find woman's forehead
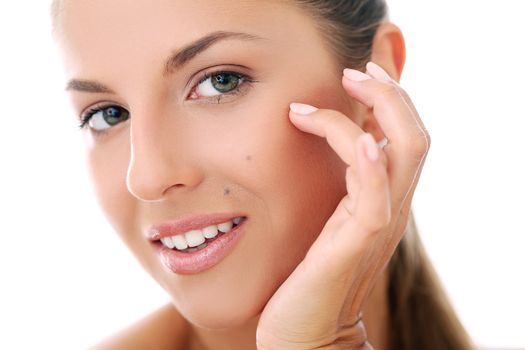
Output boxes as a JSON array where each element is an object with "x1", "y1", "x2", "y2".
[
  {"x1": 55, "y1": 0, "x2": 298, "y2": 35},
  {"x1": 56, "y1": 1, "x2": 310, "y2": 59},
  {"x1": 55, "y1": 0, "x2": 331, "y2": 83}
]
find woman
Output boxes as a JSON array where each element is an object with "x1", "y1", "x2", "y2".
[{"x1": 51, "y1": 0, "x2": 473, "y2": 349}]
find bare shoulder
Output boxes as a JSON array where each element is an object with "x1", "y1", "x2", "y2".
[{"x1": 88, "y1": 303, "x2": 190, "y2": 350}]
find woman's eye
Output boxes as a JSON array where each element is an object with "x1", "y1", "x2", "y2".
[
  {"x1": 80, "y1": 105, "x2": 130, "y2": 131},
  {"x1": 78, "y1": 71, "x2": 251, "y2": 133},
  {"x1": 191, "y1": 71, "x2": 247, "y2": 99}
]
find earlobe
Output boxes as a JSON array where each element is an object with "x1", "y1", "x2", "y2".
[{"x1": 370, "y1": 22, "x2": 406, "y2": 82}]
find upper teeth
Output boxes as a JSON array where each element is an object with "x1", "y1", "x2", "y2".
[{"x1": 160, "y1": 217, "x2": 244, "y2": 250}]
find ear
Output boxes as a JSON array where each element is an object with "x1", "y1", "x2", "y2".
[
  {"x1": 370, "y1": 22, "x2": 406, "y2": 82},
  {"x1": 358, "y1": 22, "x2": 406, "y2": 140}
]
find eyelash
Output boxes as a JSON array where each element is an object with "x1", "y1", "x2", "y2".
[
  {"x1": 78, "y1": 69, "x2": 256, "y2": 132},
  {"x1": 78, "y1": 105, "x2": 106, "y2": 130}
]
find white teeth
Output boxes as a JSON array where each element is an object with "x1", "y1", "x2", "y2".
[
  {"x1": 185, "y1": 229, "x2": 206, "y2": 248},
  {"x1": 217, "y1": 220, "x2": 233, "y2": 233},
  {"x1": 172, "y1": 235, "x2": 188, "y2": 250},
  {"x1": 160, "y1": 237, "x2": 175, "y2": 249},
  {"x1": 202, "y1": 225, "x2": 219, "y2": 239},
  {"x1": 159, "y1": 217, "x2": 246, "y2": 250}
]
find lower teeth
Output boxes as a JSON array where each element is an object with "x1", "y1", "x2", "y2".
[{"x1": 185, "y1": 242, "x2": 208, "y2": 253}]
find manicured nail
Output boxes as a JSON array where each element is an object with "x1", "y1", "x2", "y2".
[
  {"x1": 343, "y1": 68, "x2": 372, "y2": 82},
  {"x1": 363, "y1": 133, "x2": 379, "y2": 161},
  {"x1": 290, "y1": 102, "x2": 318, "y2": 115},
  {"x1": 366, "y1": 61, "x2": 394, "y2": 82}
]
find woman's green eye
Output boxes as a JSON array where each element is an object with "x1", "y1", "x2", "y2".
[
  {"x1": 211, "y1": 73, "x2": 240, "y2": 93},
  {"x1": 195, "y1": 72, "x2": 244, "y2": 97},
  {"x1": 81, "y1": 106, "x2": 130, "y2": 131},
  {"x1": 79, "y1": 72, "x2": 249, "y2": 133}
]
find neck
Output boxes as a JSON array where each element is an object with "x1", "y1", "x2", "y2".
[{"x1": 186, "y1": 270, "x2": 390, "y2": 350}]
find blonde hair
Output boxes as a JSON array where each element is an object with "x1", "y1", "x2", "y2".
[{"x1": 388, "y1": 211, "x2": 474, "y2": 349}]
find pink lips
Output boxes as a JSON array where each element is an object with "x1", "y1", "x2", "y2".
[
  {"x1": 146, "y1": 212, "x2": 246, "y2": 240},
  {"x1": 146, "y1": 213, "x2": 248, "y2": 275}
]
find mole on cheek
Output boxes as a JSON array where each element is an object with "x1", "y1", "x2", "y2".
[
  {"x1": 224, "y1": 187, "x2": 231, "y2": 196},
  {"x1": 245, "y1": 155, "x2": 252, "y2": 161}
]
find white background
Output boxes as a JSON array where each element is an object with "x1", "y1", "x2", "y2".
[{"x1": 0, "y1": 1, "x2": 523, "y2": 349}]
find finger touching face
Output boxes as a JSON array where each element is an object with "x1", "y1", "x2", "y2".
[{"x1": 56, "y1": 0, "x2": 356, "y2": 328}]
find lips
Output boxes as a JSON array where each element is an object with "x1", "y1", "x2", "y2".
[{"x1": 146, "y1": 213, "x2": 249, "y2": 274}]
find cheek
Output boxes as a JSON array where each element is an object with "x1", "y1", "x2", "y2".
[
  {"x1": 220, "y1": 83, "x2": 349, "y2": 287},
  {"x1": 86, "y1": 137, "x2": 138, "y2": 248},
  {"x1": 247, "y1": 82, "x2": 349, "y2": 239}
]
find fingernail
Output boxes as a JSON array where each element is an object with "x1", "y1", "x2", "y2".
[
  {"x1": 366, "y1": 62, "x2": 394, "y2": 82},
  {"x1": 343, "y1": 68, "x2": 372, "y2": 82},
  {"x1": 363, "y1": 133, "x2": 379, "y2": 161},
  {"x1": 290, "y1": 102, "x2": 318, "y2": 115}
]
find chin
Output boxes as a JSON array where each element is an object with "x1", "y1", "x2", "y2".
[{"x1": 176, "y1": 294, "x2": 265, "y2": 330}]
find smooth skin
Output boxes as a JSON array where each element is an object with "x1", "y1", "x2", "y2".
[
  {"x1": 54, "y1": 0, "x2": 430, "y2": 349},
  {"x1": 256, "y1": 63, "x2": 430, "y2": 349}
]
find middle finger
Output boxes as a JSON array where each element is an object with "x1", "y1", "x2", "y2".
[{"x1": 342, "y1": 66, "x2": 431, "y2": 211}]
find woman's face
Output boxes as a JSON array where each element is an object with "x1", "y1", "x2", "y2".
[{"x1": 57, "y1": 0, "x2": 359, "y2": 328}]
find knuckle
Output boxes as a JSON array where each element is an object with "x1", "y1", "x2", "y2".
[
  {"x1": 377, "y1": 213, "x2": 392, "y2": 232},
  {"x1": 400, "y1": 129, "x2": 431, "y2": 160},
  {"x1": 322, "y1": 109, "x2": 347, "y2": 124},
  {"x1": 415, "y1": 130, "x2": 431, "y2": 157},
  {"x1": 360, "y1": 208, "x2": 391, "y2": 234},
  {"x1": 374, "y1": 84, "x2": 399, "y2": 104},
  {"x1": 361, "y1": 217, "x2": 387, "y2": 235},
  {"x1": 424, "y1": 130, "x2": 432, "y2": 150},
  {"x1": 369, "y1": 172, "x2": 387, "y2": 190}
]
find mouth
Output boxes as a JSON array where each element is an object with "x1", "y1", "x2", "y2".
[
  {"x1": 154, "y1": 216, "x2": 247, "y2": 253},
  {"x1": 150, "y1": 215, "x2": 249, "y2": 275}
]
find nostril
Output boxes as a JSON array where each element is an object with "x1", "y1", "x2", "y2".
[
  {"x1": 167, "y1": 183, "x2": 187, "y2": 192},
  {"x1": 158, "y1": 183, "x2": 191, "y2": 199}
]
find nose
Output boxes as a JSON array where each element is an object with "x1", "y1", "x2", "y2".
[{"x1": 125, "y1": 109, "x2": 204, "y2": 202}]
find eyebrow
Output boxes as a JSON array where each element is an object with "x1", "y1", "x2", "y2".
[{"x1": 65, "y1": 31, "x2": 264, "y2": 93}]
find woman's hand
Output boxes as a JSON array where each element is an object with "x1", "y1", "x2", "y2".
[{"x1": 255, "y1": 62, "x2": 431, "y2": 349}]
